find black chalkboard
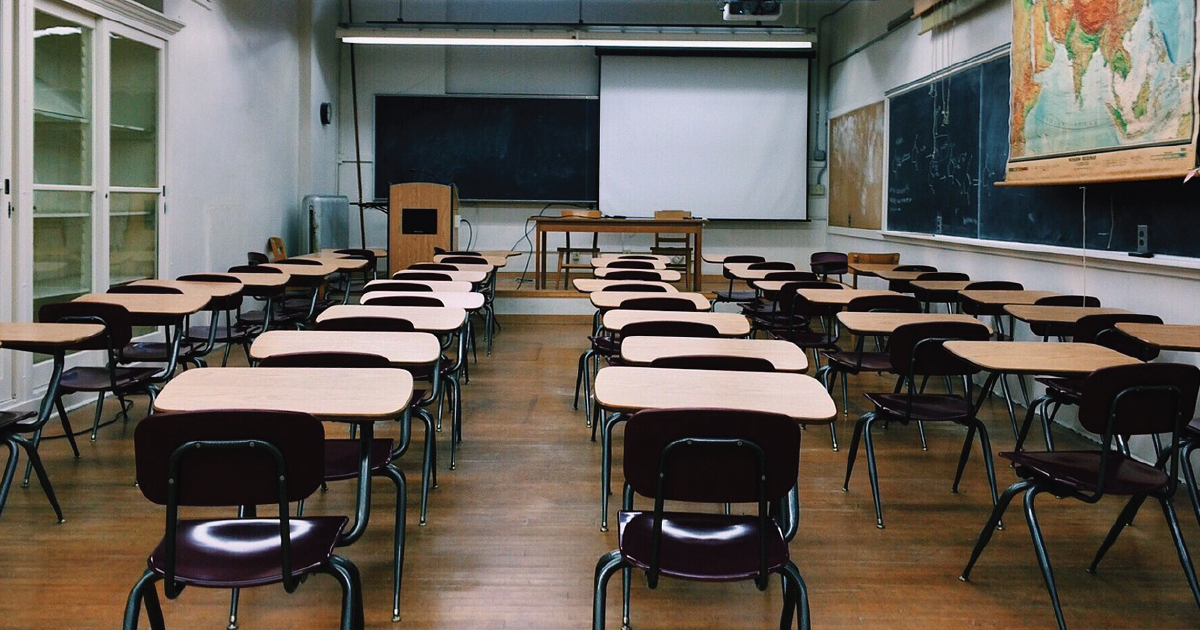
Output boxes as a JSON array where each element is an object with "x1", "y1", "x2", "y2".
[
  {"x1": 888, "y1": 55, "x2": 1200, "y2": 257},
  {"x1": 374, "y1": 95, "x2": 599, "y2": 203}
]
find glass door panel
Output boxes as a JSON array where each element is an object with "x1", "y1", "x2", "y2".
[
  {"x1": 32, "y1": 190, "x2": 92, "y2": 314},
  {"x1": 109, "y1": 33, "x2": 159, "y2": 285},
  {"x1": 109, "y1": 192, "x2": 156, "y2": 284}
]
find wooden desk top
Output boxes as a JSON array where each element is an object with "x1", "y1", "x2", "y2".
[
  {"x1": 361, "y1": 291, "x2": 485, "y2": 310},
  {"x1": 591, "y1": 258, "x2": 667, "y2": 269},
  {"x1": 250, "y1": 330, "x2": 441, "y2": 366},
  {"x1": 594, "y1": 366, "x2": 835, "y2": 424},
  {"x1": 131, "y1": 279, "x2": 242, "y2": 299},
  {"x1": 411, "y1": 263, "x2": 493, "y2": 274},
  {"x1": 0, "y1": 322, "x2": 105, "y2": 352},
  {"x1": 847, "y1": 262, "x2": 901, "y2": 276},
  {"x1": 219, "y1": 272, "x2": 290, "y2": 289},
  {"x1": 1114, "y1": 323, "x2": 1200, "y2": 352},
  {"x1": 319, "y1": 247, "x2": 387, "y2": 258},
  {"x1": 872, "y1": 268, "x2": 937, "y2": 282},
  {"x1": 602, "y1": 310, "x2": 750, "y2": 337},
  {"x1": 909, "y1": 280, "x2": 972, "y2": 292},
  {"x1": 153, "y1": 367, "x2": 413, "y2": 422},
  {"x1": 317, "y1": 304, "x2": 467, "y2": 334},
  {"x1": 392, "y1": 269, "x2": 487, "y2": 284},
  {"x1": 594, "y1": 254, "x2": 672, "y2": 264},
  {"x1": 723, "y1": 262, "x2": 798, "y2": 280},
  {"x1": 365, "y1": 279, "x2": 473, "y2": 293},
  {"x1": 943, "y1": 341, "x2": 1141, "y2": 376},
  {"x1": 837, "y1": 312, "x2": 990, "y2": 336},
  {"x1": 534, "y1": 216, "x2": 705, "y2": 229},
  {"x1": 1005, "y1": 305, "x2": 1132, "y2": 325},
  {"x1": 701, "y1": 253, "x2": 731, "y2": 264},
  {"x1": 958, "y1": 290, "x2": 1058, "y2": 306},
  {"x1": 572, "y1": 279, "x2": 677, "y2": 293},
  {"x1": 761, "y1": 287, "x2": 896, "y2": 306},
  {"x1": 594, "y1": 267, "x2": 682, "y2": 282},
  {"x1": 293, "y1": 253, "x2": 370, "y2": 271},
  {"x1": 619, "y1": 336, "x2": 808, "y2": 372},
  {"x1": 263, "y1": 261, "x2": 338, "y2": 277},
  {"x1": 75, "y1": 292, "x2": 209, "y2": 317},
  {"x1": 589, "y1": 292, "x2": 710, "y2": 310},
  {"x1": 433, "y1": 254, "x2": 509, "y2": 267}
]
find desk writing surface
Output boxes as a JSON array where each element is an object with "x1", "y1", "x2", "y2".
[
  {"x1": 943, "y1": 341, "x2": 1140, "y2": 375},
  {"x1": 909, "y1": 280, "x2": 972, "y2": 292},
  {"x1": 847, "y1": 262, "x2": 901, "y2": 276},
  {"x1": 294, "y1": 253, "x2": 370, "y2": 271},
  {"x1": 251, "y1": 330, "x2": 441, "y2": 366},
  {"x1": 263, "y1": 261, "x2": 338, "y2": 277},
  {"x1": 317, "y1": 304, "x2": 467, "y2": 334},
  {"x1": 392, "y1": 270, "x2": 487, "y2": 284},
  {"x1": 792, "y1": 288, "x2": 898, "y2": 306},
  {"x1": 365, "y1": 279, "x2": 473, "y2": 293},
  {"x1": 602, "y1": 310, "x2": 749, "y2": 337},
  {"x1": 130, "y1": 279, "x2": 242, "y2": 299},
  {"x1": 837, "y1": 312, "x2": 989, "y2": 336},
  {"x1": 411, "y1": 263, "x2": 493, "y2": 274},
  {"x1": 153, "y1": 367, "x2": 412, "y2": 422},
  {"x1": 723, "y1": 262, "x2": 797, "y2": 280},
  {"x1": 593, "y1": 254, "x2": 671, "y2": 264},
  {"x1": 1114, "y1": 323, "x2": 1200, "y2": 352},
  {"x1": 588, "y1": 292, "x2": 710, "y2": 310},
  {"x1": 572, "y1": 279, "x2": 677, "y2": 293},
  {"x1": 593, "y1": 267, "x2": 681, "y2": 282},
  {"x1": 872, "y1": 268, "x2": 938, "y2": 282},
  {"x1": 319, "y1": 247, "x2": 388, "y2": 259},
  {"x1": 0, "y1": 322, "x2": 104, "y2": 352},
  {"x1": 591, "y1": 258, "x2": 667, "y2": 269},
  {"x1": 619, "y1": 336, "x2": 808, "y2": 372},
  {"x1": 434, "y1": 254, "x2": 510, "y2": 267},
  {"x1": 594, "y1": 366, "x2": 835, "y2": 424},
  {"x1": 1004, "y1": 305, "x2": 1132, "y2": 325},
  {"x1": 360, "y1": 291, "x2": 485, "y2": 310},
  {"x1": 958, "y1": 290, "x2": 1057, "y2": 306},
  {"x1": 220, "y1": 272, "x2": 290, "y2": 289},
  {"x1": 74, "y1": 293, "x2": 208, "y2": 317}
]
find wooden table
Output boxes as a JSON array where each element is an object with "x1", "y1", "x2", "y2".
[
  {"x1": 847, "y1": 262, "x2": 902, "y2": 287},
  {"x1": 75, "y1": 292, "x2": 209, "y2": 377},
  {"x1": 593, "y1": 365, "x2": 835, "y2": 530},
  {"x1": 591, "y1": 258, "x2": 667, "y2": 269},
  {"x1": 910, "y1": 279, "x2": 972, "y2": 292},
  {"x1": 1114, "y1": 323, "x2": 1200, "y2": 352},
  {"x1": 317, "y1": 304, "x2": 467, "y2": 335},
  {"x1": 701, "y1": 253, "x2": 732, "y2": 264},
  {"x1": 837, "y1": 312, "x2": 990, "y2": 336},
  {"x1": 723, "y1": 262, "x2": 798, "y2": 281},
  {"x1": 365, "y1": 279, "x2": 473, "y2": 293},
  {"x1": 263, "y1": 261, "x2": 339, "y2": 277},
  {"x1": 602, "y1": 310, "x2": 750, "y2": 337},
  {"x1": 593, "y1": 267, "x2": 681, "y2": 282},
  {"x1": 391, "y1": 269, "x2": 487, "y2": 284},
  {"x1": 588, "y1": 291, "x2": 710, "y2": 311},
  {"x1": 153, "y1": 367, "x2": 413, "y2": 543},
  {"x1": 958, "y1": 290, "x2": 1058, "y2": 308},
  {"x1": 130, "y1": 278, "x2": 242, "y2": 299},
  {"x1": 534, "y1": 215, "x2": 705, "y2": 290},
  {"x1": 220, "y1": 271, "x2": 290, "y2": 290},
  {"x1": 750, "y1": 287, "x2": 897, "y2": 307},
  {"x1": 1005, "y1": 305, "x2": 1131, "y2": 326},
  {"x1": 294, "y1": 252, "x2": 370, "y2": 271},
  {"x1": 361, "y1": 291, "x2": 485, "y2": 311},
  {"x1": 572, "y1": 279, "x2": 677, "y2": 293},
  {"x1": 619, "y1": 336, "x2": 808, "y2": 372},
  {"x1": 412, "y1": 263, "x2": 493, "y2": 274}
]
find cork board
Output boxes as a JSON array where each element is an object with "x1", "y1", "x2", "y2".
[{"x1": 829, "y1": 102, "x2": 885, "y2": 230}]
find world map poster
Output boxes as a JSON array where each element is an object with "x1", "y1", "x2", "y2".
[{"x1": 1005, "y1": 0, "x2": 1200, "y2": 184}]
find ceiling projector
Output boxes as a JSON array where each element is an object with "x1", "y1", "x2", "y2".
[{"x1": 722, "y1": 0, "x2": 783, "y2": 21}]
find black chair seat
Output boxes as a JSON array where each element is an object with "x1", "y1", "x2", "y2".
[
  {"x1": 772, "y1": 329, "x2": 835, "y2": 350},
  {"x1": 0, "y1": 410, "x2": 36, "y2": 432},
  {"x1": 185, "y1": 323, "x2": 255, "y2": 344},
  {"x1": 322, "y1": 438, "x2": 395, "y2": 481},
  {"x1": 59, "y1": 366, "x2": 161, "y2": 392},
  {"x1": 822, "y1": 350, "x2": 892, "y2": 374},
  {"x1": 864, "y1": 393, "x2": 970, "y2": 423},
  {"x1": 714, "y1": 290, "x2": 756, "y2": 303},
  {"x1": 119, "y1": 340, "x2": 208, "y2": 363},
  {"x1": 147, "y1": 516, "x2": 348, "y2": 588},
  {"x1": 1003, "y1": 450, "x2": 1169, "y2": 497},
  {"x1": 618, "y1": 511, "x2": 789, "y2": 582},
  {"x1": 1035, "y1": 376, "x2": 1084, "y2": 401},
  {"x1": 589, "y1": 335, "x2": 620, "y2": 356},
  {"x1": 408, "y1": 357, "x2": 457, "y2": 381}
]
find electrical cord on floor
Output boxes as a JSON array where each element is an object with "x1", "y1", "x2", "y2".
[{"x1": 509, "y1": 203, "x2": 593, "y2": 288}]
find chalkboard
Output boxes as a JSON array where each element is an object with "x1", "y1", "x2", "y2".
[
  {"x1": 888, "y1": 55, "x2": 1200, "y2": 257},
  {"x1": 374, "y1": 95, "x2": 599, "y2": 203}
]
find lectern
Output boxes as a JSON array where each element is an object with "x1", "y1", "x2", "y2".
[{"x1": 387, "y1": 182, "x2": 457, "y2": 275}]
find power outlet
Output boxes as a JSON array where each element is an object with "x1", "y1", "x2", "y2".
[{"x1": 1136, "y1": 224, "x2": 1149, "y2": 254}]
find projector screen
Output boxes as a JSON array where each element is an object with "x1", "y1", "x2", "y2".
[{"x1": 599, "y1": 55, "x2": 808, "y2": 220}]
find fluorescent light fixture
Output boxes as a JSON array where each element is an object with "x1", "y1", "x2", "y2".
[{"x1": 337, "y1": 26, "x2": 814, "y2": 50}]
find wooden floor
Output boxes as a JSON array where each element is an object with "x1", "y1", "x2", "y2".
[{"x1": 3, "y1": 319, "x2": 1200, "y2": 629}]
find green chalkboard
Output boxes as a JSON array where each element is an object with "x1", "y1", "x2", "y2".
[{"x1": 887, "y1": 55, "x2": 1200, "y2": 256}]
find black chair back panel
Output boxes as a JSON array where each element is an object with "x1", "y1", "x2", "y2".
[
  {"x1": 257, "y1": 352, "x2": 392, "y2": 369},
  {"x1": 606, "y1": 260, "x2": 655, "y2": 269},
  {"x1": 889, "y1": 321, "x2": 991, "y2": 377},
  {"x1": 1079, "y1": 363, "x2": 1200, "y2": 438},
  {"x1": 315, "y1": 317, "x2": 415, "y2": 332},
  {"x1": 619, "y1": 297, "x2": 700, "y2": 312},
  {"x1": 391, "y1": 272, "x2": 453, "y2": 281},
  {"x1": 272, "y1": 259, "x2": 323, "y2": 266},
  {"x1": 599, "y1": 283, "x2": 668, "y2": 293},
  {"x1": 134, "y1": 410, "x2": 325, "y2": 506},
  {"x1": 603, "y1": 270, "x2": 661, "y2": 281},
  {"x1": 810, "y1": 252, "x2": 849, "y2": 275},
  {"x1": 1034, "y1": 295, "x2": 1101, "y2": 307},
  {"x1": 247, "y1": 252, "x2": 269, "y2": 266},
  {"x1": 1073, "y1": 313, "x2": 1161, "y2": 344},
  {"x1": 108, "y1": 285, "x2": 184, "y2": 295},
  {"x1": 363, "y1": 295, "x2": 445, "y2": 307},
  {"x1": 846, "y1": 294, "x2": 921, "y2": 313},
  {"x1": 363, "y1": 281, "x2": 433, "y2": 293},
  {"x1": 648, "y1": 355, "x2": 775, "y2": 372},
  {"x1": 408, "y1": 263, "x2": 457, "y2": 271},
  {"x1": 39, "y1": 301, "x2": 135, "y2": 350},
  {"x1": 762, "y1": 271, "x2": 818, "y2": 281},
  {"x1": 440, "y1": 256, "x2": 487, "y2": 264},
  {"x1": 914, "y1": 272, "x2": 970, "y2": 282},
  {"x1": 623, "y1": 408, "x2": 800, "y2": 504},
  {"x1": 963, "y1": 281, "x2": 1023, "y2": 291},
  {"x1": 227, "y1": 264, "x2": 284, "y2": 275},
  {"x1": 620, "y1": 321, "x2": 721, "y2": 339},
  {"x1": 724, "y1": 255, "x2": 766, "y2": 264},
  {"x1": 747, "y1": 262, "x2": 796, "y2": 271},
  {"x1": 894, "y1": 265, "x2": 937, "y2": 272}
]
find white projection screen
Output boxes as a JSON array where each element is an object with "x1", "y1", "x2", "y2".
[{"x1": 599, "y1": 54, "x2": 809, "y2": 220}]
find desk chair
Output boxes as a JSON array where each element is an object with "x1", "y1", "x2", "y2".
[
  {"x1": 333, "y1": 248, "x2": 378, "y2": 293},
  {"x1": 558, "y1": 209, "x2": 602, "y2": 289},
  {"x1": 178, "y1": 274, "x2": 252, "y2": 367},
  {"x1": 740, "y1": 272, "x2": 821, "y2": 321},
  {"x1": 650, "y1": 210, "x2": 693, "y2": 286},
  {"x1": 911, "y1": 271, "x2": 970, "y2": 313},
  {"x1": 438, "y1": 256, "x2": 498, "y2": 352},
  {"x1": 712, "y1": 255, "x2": 766, "y2": 307},
  {"x1": 1030, "y1": 295, "x2": 1102, "y2": 341},
  {"x1": 600, "y1": 270, "x2": 662, "y2": 282},
  {"x1": 271, "y1": 258, "x2": 336, "y2": 326},
  {"x1": 887, "y1": 265, "x2": 937, "y2": 293},
  {"x1": 226, "y1": 265, "x2": 296, "y2": 333},
  {"x1": 760, "y1": 282, "x2": 844, "y2": 360},
  {"x1": 0, "y1": 408, "x2": 63, "y2": 525},
  {"x1": 960, "y1": 363, "x2": 1200, "y2": 630},
  {"x1": 106, "y1": 285, "x2": 208, "y2": 371},
  {"x1": 848, "y1": 252, "x2": 900, "y2": 287},
  {"x1": 408, "y1": 263, "x2": 457, "y2": 271},
  {"x1": 810, "y1": 252, "x2": 848, "y2": 282},
  {"x1": 391, "y1": 271, "x2": 453, "y2": 282},
  {"x1": 362, "y1": 281, "x2": 433, "y2": 293},
  {"x1": 842, "y1": 320, "x2": 997, "y2": 529},
  {"x1": 123, "y1": 410, "x2": 363, "y2": 630},
  {"x1": 592, "y1": 408, "x2": 810, "y2": 630}
]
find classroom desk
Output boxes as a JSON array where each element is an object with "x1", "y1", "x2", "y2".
[
  {"x1": 588, "y1": 291, "x2": 710, "y2": 311},
  {"x1": 837, "y1": 312, "x2": 989, "y2": 336},
  {"x1": 74, "y1": 292, "x2": 209, "y2": 377},
  {"x1": 572, "y1": 279, "x2": 678, "y2": 293},
  {"x1": 593, "y1": 267, "x2": 681, "y2": 282},
  {"x1": 317, "y1": 304, "x2": 467, "y2": 335},
  {"x1": 153, "y1": 367, "x2": 412, "y2": 544},
  {"x1": 592, "y1": 365, "x2": 835, "y2": 530},
  {"x1": 909, "y1": 279, "x2": 973, "y2": 292},
  {"x1": 593, "y1": 254, "x2": 672, "y2": 264},
  {"x1": 602, "y1": 310, "x2": 750, "y2": 337},
  {"x1": 365, "y1": 279, "x2": 473, "y2": 293},
  {"x1": 360, "y1": 291, "x2": 485, "y2": 311},
  {"x1": 264, "y1": 261, "x2": 339, "y2": 277},
  {"x1": 391, "y1": 269, "x2": 487, "y2": 284},
  {"x1": 0, "y1": 322, "x2": 105, "y2": 522},
  {"x1": 618, "y1": 336, "x2": 808, "y2": 372},
  {"x1": 752, "y1": 287, "x2": 897, "y2": 307},
  {"x1": 847, "y1": 262, "x2": 902, "y2": 287},
  {"x1": 1004, "y1": 305, "x2": 1132, "y2": 326},
  {"x1": 411, "y1": 263, "x2": 493, "y2": 274},
  {"x1": 590, "y1": 258, "x2": 667, "y2": 269},
  {"x1": 958, "y1": 290, "x2": 1059, "y2": 308},
  {"x1": 723, "y1": 262, "x2": 799, "y2": 281},
  {"x1": 294, "y1": 252, "x2": 370, "y2": 271},
  {"x1": 220, "y1": 271, "x2": 291, "y2": 290},
  {"x1": 130, "y1": 278, "x2": 242, "y2": 300},
  {"x1": 1114, "y1": 323, "x2": 1200, "y2": 352},
  {"x1": 434, "y1": 254, "x2": 511, "y2": 268},
  {"x1": 701, "y1": 253, "x2": 732, "y2": 264},
  {"x1": 872, "y1": 267, "x2": 939, "y2": 283},
  {"x1": 533, "y1": 215, "x2": 705, "y2": 290}
]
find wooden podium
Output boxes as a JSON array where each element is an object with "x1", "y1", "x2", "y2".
[{"x1": 387, "y1": 182, "x2": 457, "y2": 275}]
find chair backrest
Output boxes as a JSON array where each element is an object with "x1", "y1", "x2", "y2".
[
  {"x1": 108, "y1": 284, "x2": 183, "y2": 295},
  {"x1": 361, "y1": 295, "x2": 445, "y2": 307},
  {"x1": 228, "y1": 264, "x2": 283, "y2": 275},
  {"x1": 888, "y1": 321, "x2": 992, "y2": 378},
  {"x1": 178, "y1": 273, "x2": 241, "y2": 284},
  {"x1": 964, "y1": 280, "x2": 1023, "y2": 291},
  {"x1": 598, "y1": 283, "x2": 668, "y2": 293},
  {"x1": 648, "y1": 354, "x2": 776, "y2": 372},
  {"x1": 809, "y1": 252, "x2": 848, "y2": 275},
  {"x1": 247, "y1": 252, "x2": 269, "y2": 266},
  {"x1": 408, "y1": 263, "x2": 457, "y2": 271},
  {"x1": 613, "y1": 254, "x2": 657, "y2": 260},
  {"x1": 605, "y1": 260, "x2": 655, "y2": 269},
  {"x1": 618, "y1": 296, "x2": 700, "y2": 312},
  {"x1": 267, "y1": 237, "x2": 288, "y2": 261},
  {"x1": 39, "y1": 301, "x2": 135, "y2": 351},
  {"x1": 848, "y1": 252, "x2": 900, "y2": 265},
  {"x1": 363, "y1": 281, "x2": 432, "y2": 293},
  {"x1": 894, "y1": 265, "x2": 936, "y2": 272},
  {"x1": 779, "y1": 281, "x2": 843, "y2": 318},
  {"x1": 391, "y1": 271, "x2": 453, "y2": 281},
  {"x1": 748, "y1": 261, "x2": 796, "y2": 271},
  {"x1": 440, "y1": 250, "x2": 480, "y2": 256},
  {"x1": 762, "y1": 271, "x2": 818, "y2": 282},
  {"x1": 315, "y1": 316, "x2": 415, "y2": 332},
  {"x1": 1034, "y1": 294, "x2": 1101, "y2": 307},
  {"x1": 724, "y1": 255, "x2": 766, "y2": 264},
  {"x1": 1079, "y1": 363, "x2": 1200, "y2": 440},
  {"x1": 846, "y1": 294, "x2": 921, "y2": 314},
  {"x1": 440, "y1": 256, "x2": 487, "y2": 264},
  {"x1": 603, "y1": 270, "x2": 661, "y2": 281},
  {"x1": 333, "y1": 248, "x2": 376, "y2": 265},
  {"x1": 271, "y1": 258, "x2": 322, "y2": 266},
  {"x1": 620, "y1": 320, "x2": 721, "y2": 339},
  {"x1": 915, "y1": 271, "x2": 969, "y2": 282},
  {"x1": 257, "y1": 351, "x2": 392, "y2": 368},
  {"x1": 177, "y1": 274, "x2": 244, "y2": 310},
  {"x1": 1075, "y1": 313, "x2": 1163, "y2": 360}
]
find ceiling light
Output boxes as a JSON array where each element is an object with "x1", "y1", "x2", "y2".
[{"x1": 337, "y1": 26, "x2": 814, "y2": 51}]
